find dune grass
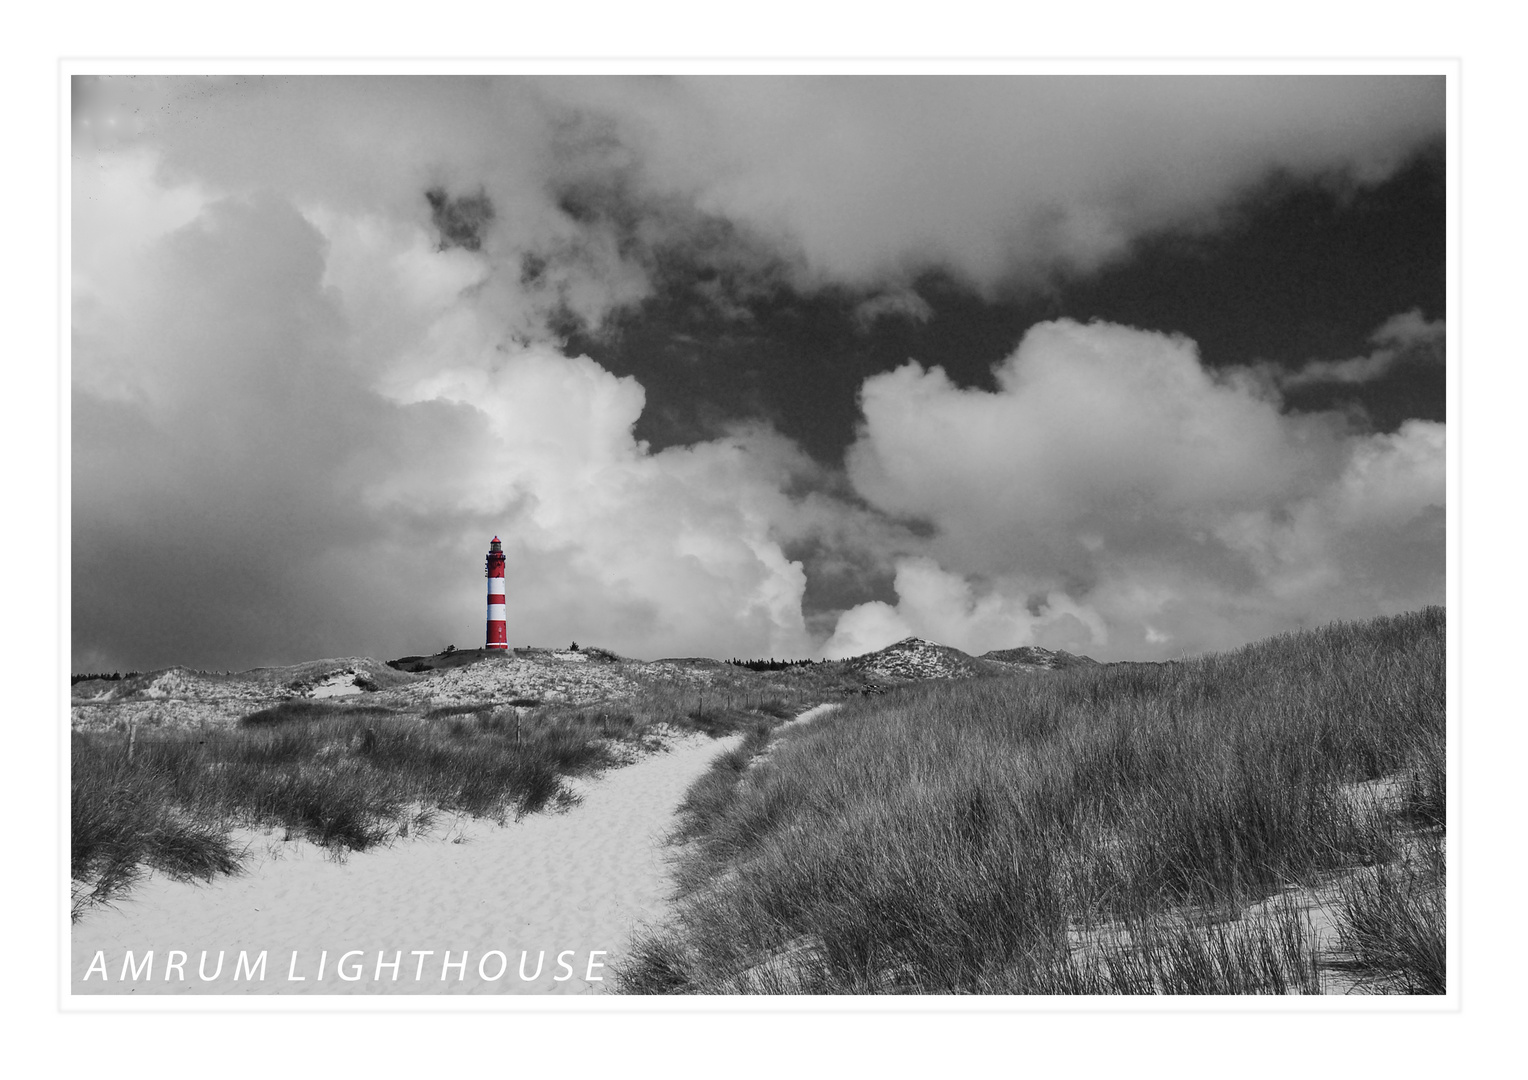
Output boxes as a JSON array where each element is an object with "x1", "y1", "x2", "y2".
[
  {"x1": 668, "y1": 721, "x2": 777, "y2": 847},
  {"x1": 70, "y1": 678, "x2": 818, "y2": 921},
  {"x1": 71, "y1": 702, "x2": 605, "y2": 917},
  {"x1": 615, "y1": 607, "x2": 1446, "y2": 995},
  {"x1": 1332, "y1": 827, "x2": 1446, "y2": 994},
  {"x1": 621, "y1": 664, "x2": 863, "y2": 734}
]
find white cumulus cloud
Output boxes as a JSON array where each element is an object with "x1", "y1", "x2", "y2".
[{"x1": 830, "y1": 319, "x2": 1445, "y2": 659}]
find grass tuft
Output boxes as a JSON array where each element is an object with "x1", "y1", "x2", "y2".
[{"x1": 1334, "y1": 846, "x2": 1446, "y2": 994}]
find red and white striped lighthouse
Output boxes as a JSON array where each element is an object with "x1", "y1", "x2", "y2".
[{"x1": 485, "y1": 536, "x2": 508, "y2": 650}]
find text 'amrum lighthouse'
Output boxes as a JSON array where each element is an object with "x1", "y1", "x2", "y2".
[{"x1": 485, "y1": 536, "x2": 508, "y2": 650}]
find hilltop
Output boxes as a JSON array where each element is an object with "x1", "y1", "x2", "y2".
[
  {"x1": 845, "y1": 637, "x2": 1008, "y2": 682},
  {"x1": 70, "y1": 648, "x2": 643, "y2": 732},
  {"x1": 979, "y1": 645, "x2": 1099, "y2": 671},
  {"x1": 69, "y1": 637, "x2": 1100, "y2": 732},
  {"x1": 843, "y1": 636, "x2": 1102, "y2": 682}
]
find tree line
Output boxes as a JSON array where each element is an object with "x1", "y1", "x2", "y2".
[
  {"x1": 727, "y1": 658, "x2": 820, "y2": 672},
  {"x1": 71, "y1": 672, "x2": 142, "y2": 686}
]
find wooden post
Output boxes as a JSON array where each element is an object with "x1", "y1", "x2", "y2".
[{"x1": 127, "y1": 720, "x2": 137, "y2": 765}]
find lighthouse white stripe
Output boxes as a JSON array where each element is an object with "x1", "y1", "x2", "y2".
[{"x1": 487, "y1": 604, "x2": 507, "y2": 621}]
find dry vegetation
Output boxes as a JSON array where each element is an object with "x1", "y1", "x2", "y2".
[
  {"x1": 616, "y1": 608, "x2": 1447, "y2": 995},
  {"x1": 69, "y1": 663, "x2": 855, "y2": 922}
]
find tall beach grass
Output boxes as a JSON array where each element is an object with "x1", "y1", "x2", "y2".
[{"x1": 617, "y1": 607, "x2": 1446, "y2": 994}]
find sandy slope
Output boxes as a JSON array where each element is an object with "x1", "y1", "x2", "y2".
[{"x1": 72, "y1": 730, "x2": 740, "y2": 996}]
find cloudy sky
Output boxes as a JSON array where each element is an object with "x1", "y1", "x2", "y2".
[{"x1": 70, "y1": 74, "x2": 1445, "y2": 672}]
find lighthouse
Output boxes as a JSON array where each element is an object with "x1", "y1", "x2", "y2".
[{"x1": 485, "y1": 536, "x2": 508, "y2": 650}]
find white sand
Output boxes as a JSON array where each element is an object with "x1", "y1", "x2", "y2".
[
  {"x1": 72, "y1": 730, "x2": 740, "y2": 996},
  {"x1": 308, "y1": 671, "x2": 364, "y2": 697}
]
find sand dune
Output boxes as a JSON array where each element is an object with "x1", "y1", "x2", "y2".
[{"x1": 72, "y1": 730, "x2": 740, "y2": 995}]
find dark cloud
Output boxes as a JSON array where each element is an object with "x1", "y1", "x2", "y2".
[
  {"x1": 72, "y1": 194, "x2": 494, "y2": 669},
  {"x1": 425, "y1": 186, "x2": 495, "y2": 252},
  {"x1": 851, "y1": 289, "x2": 935, "y2": 331}
]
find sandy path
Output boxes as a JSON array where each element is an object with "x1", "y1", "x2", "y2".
[
  {"x1": 71, "y1": 730, "x2": 740, "y2": 995},
  {"x1": 775, "y1": 702, "x2": 840, "y2": 730}
]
